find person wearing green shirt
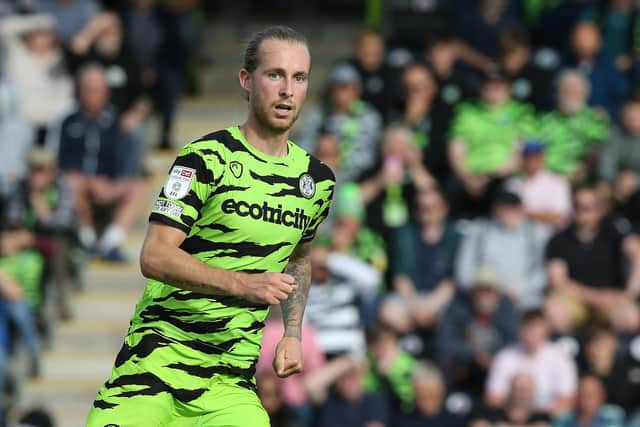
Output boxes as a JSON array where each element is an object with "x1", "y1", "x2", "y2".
[
  {"x1": 536, "y1": 69, "x2": 609, "y2": 181},
  {"x1": 448, "y1": 69, "x2": 536, "y2": 217},
  {"x1": 365, "y1": 322, "x2": 417, "y2": 415},
  {"x1": 87, "y1": 26, "x2": 335, "y2": 427}
]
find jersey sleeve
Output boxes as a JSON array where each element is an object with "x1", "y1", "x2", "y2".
[
  {"x1": 149, "y1": 145, "x2": 219, "y2": 234},
  {"x1": 300, "y1": 163, "x2": 336, "y2": 243}
]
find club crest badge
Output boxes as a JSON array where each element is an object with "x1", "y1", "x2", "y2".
[
  {"x1": 299, "y1": 173, "x2": 315, "y2": 199},
  {"x1": 230, "y1": 161, "x2": 243, "y2": 179}
]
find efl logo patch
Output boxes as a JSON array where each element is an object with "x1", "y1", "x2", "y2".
[{"x1": 164, "y1": 166, "x2": 195, "y2": 200}]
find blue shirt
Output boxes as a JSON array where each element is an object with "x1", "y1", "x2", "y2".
[{"x1": 554, "y1": 405, "x2": 625, "y2": 427}]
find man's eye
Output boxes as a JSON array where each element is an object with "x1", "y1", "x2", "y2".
[
  {"x1": 269, "y1": 72, "x2": 281, "y2": 80},
  {"x1": 295, "y1": 75, "x2": 307, "y2": 82}
]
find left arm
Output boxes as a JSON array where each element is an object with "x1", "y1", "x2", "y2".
[{"x1": 274, "y1": 242, "x2": 312, "y2": 378}]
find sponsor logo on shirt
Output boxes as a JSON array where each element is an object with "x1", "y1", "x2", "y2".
[{"x1": 221, "y1": 199, "x2": 310, "y2": 230}]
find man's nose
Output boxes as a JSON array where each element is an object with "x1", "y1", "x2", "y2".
[{"x1": 279, "y1": 78, "x2": 293, "y2": 97}]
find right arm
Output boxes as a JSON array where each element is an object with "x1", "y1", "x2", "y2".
[{"x1": 140, "y1": 221, "x2": 296, "y2": 305}]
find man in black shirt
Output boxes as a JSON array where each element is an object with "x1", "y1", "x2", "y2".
[
  {"x1": 581, "y1": 326, "x2": 640, "y2": 416},
  {"x1": 345, "y1": 29, "x2": 394, "y2": 120},
  {"x1": 547, "y1": 186, "x2": 640, "y2": 313}
]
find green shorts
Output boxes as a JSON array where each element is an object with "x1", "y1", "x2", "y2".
[{"x1": 86, "y1": 332, "x2": 269, "y2": 427}]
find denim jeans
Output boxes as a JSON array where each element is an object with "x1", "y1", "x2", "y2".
[{"x1": 3, "y1": 300, "x2": 39, "y2": 357}]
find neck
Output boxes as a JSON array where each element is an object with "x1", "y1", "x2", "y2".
[
  {"x1": 240, "y1": 116, "x2": 289, "y2": 157},
  {"x1": 576, "y1": 224, "x2": 598, "y2": 242},
  {"x1": 421, "y1": 222, "x2": 444, "y2": 242}
]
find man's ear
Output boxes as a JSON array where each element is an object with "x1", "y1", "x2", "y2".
[{"x1": 239, "y1": 68, "x2": 251, "y2": 97}]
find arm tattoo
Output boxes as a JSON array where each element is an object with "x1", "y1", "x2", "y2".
[{"x1": 281, "y1": 246, "x2": 312, "y2": 340}]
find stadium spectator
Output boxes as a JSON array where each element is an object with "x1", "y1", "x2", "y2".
[
  {"x1": 329, "y1": 183, "x2": 387, "y2": 284},
  {"x1": 455, "y1": 191, "x2": 550, "y2": 309},
  {"x1": 315, "y1": 359, "x2": 389, "y2": 427},
  {"x1": 579, "y1": 0, "x2": 640, "y2": 72},
  {"x1": 604, "y1": 297, "x2": 640, "y2": 360},
  {"x1": 447, "y1": 70, "x2": 535, "y2": 217},
  {"x1": 154, "y1": 0, "x2": 203, "y2": 149},
  {"x1": 437, "y1": 266, "x2": 518, "y2": 394},
  {"x1": 565, "y1": 22, "x2": 628, "y2": 118},
  {"x1": 299, "y1": 62, "x2": 382, "y2": 183},
  {"x1": 54, "y1": 64, "x2": 146, "y2": 261},
  {"x1": 390, "y1": 63, "x2": 452, "y2": 182},
  {"x1": 554, "y1": 375, "x2": 625, "y2": 427},
  {"x1": 257, "y1": 374, "x2": 304, "y2": 427},
  {"x1": 424, "y1": 33, "x2": 474, "y2": 116},
  {"x1": 34, "y1": 0, "x2": 101, "y2": 43},
  {"x1": 393, "y1": 63, "x2": 437, "y2": 156},
  {"x1": 581, "y1": 326, "x2": 640, "y2": 415},
  {"x1": 497, "y1": 29, "x2": 556, "y2": 111},
  {"x1": 344, "y1": 29, "x2": 393, "y2": 119},
  {"x1": 485, "y1": 309, "x2": 577, "y2": 415},
  {"x1": 380, "y1": 189, "x2": 458, "y2": 337},
  {"x1": 6, "y1": 149, "x2": 76, "y2": 320},
  {"x1": 453, "y1": 0, "x2": 522, "y2": 69},
  {"x1": 66, "y1": 11, "x2": 148, "y2": 176},
  {"x1": 359, "y1": 123, "x2": 435, "y2": 234},
  {"x1": 599, "y1": 95, "x2": 640, "y2": 208},
  {"x1": 122, "y1": 0, "x2": 163, "y2": 93},
  {"x1": 506, "y1": 140, "x2": 572, "y2": 229},
  {"x1": 469, "y1": 373, "x2": 551, "y2": 427},
  {"x1": 392, "y1": 361, "x2": 468, "y2": 427},
  {"x1": 0, "y1": 79, "x2": 34, "y2": 198},
  {"x1": 546, "y1": 186, "x2": 640, "y2": 313},
  {"x1": 543, "y1": 292, "x2": 587, "y2": 361},
  {"x1": 519, "y1": 0, "x2": 591, "y2": 50},
  {"x1": 305, "y1": 245, "x2": 379, "y2": 357},
  {"x1": 364, "y1": 322, "x2": 417, "y2": 416},
  {"x1": 0, "y1": 13, "x2": 74, "y2": 144},
  {"x1": 0, "y1": 229, "x2": 43, "y2": 378},
  {"x1": 423, "y1": 35, "x2": 474, "y2": 181},
  {"x1": 536, "y1": 70, "x2": 609, "y2": 181}
]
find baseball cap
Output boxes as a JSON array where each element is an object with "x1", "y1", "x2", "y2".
[
  {"x1": 329, "y1": 63, "x2": 361, "y2": 86},
  {"x1": 471, "y1": 265, "x2": 501, "y2": 290},
  {"x1": 522, "y1": 139, "x2": 545, "y2": 155}
]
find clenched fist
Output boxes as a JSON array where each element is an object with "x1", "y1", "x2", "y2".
[{"x1": 273, "y1": 336, "x2": 303, "y2": 378}]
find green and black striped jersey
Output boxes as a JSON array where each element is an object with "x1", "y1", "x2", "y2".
[{"x1": 122, "y1": 126, "x2": 334, "y2": 385}]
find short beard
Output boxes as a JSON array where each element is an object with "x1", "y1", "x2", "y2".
[{"x1": 251, "y1": 97, "x2": 299, "y2": 134}]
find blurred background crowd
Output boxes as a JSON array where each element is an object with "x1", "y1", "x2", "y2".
[{"x1": 2, "y1": 0, "x2": 640, "y2": 426}]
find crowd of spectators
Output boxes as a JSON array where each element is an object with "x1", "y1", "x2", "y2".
[
  {"x1": 0, "y1": 0, "x2": 201, "y2": 424},
  {"x1": 260, "y1": 1, "x2": 640, "y2": 427},
  {"x1": 3, "y1": 1, "x2": 640, "y2": 427}
]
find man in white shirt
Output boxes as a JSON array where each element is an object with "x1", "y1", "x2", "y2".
[
  {"x1": 305, "y1": 245, "x2": 381, "y2": 357},
  {"x1": 485, "y1": 308, "x2": 577, "y2": 415},
  {"x1": 506, "y1": 140, "x2": 572, "y2": 229}
]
